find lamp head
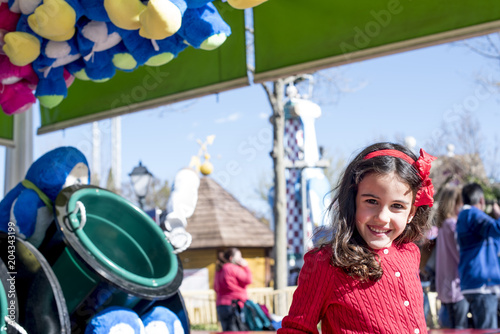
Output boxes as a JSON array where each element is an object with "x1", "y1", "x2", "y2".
[{"x1": 129, "y1": 161, "x2": 153, "y2": 198}]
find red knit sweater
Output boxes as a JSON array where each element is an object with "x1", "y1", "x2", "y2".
[{"x1": 279, "y1": 243, "x2": 427, "y2": 334}]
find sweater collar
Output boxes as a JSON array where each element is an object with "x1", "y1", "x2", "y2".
[{"x1": 371, "y1": 243, "x2": 397, "y2": 256}]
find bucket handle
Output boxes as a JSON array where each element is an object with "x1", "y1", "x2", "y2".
[
  {"x1": 66, "y1": 200, "x2": 87, "y2": 232},
  {"x1": 4, "y1": 316, "x2": 28, "y2": 334}
]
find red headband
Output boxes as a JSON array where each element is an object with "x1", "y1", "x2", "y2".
[{"x1": 363, "y1": 148, "x2": 437, "y2": 207}]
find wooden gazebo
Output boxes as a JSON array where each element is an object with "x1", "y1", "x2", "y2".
[{"x1": 178, "y1": 177, "x2": 274, "y2": 289}]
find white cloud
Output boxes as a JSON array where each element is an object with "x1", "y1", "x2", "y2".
[
  {"x1": 258, "y1": 112, "x2": 269, "y2": 119},
  {"x1": 214, "y1": 112, "x2": 241, "y2": 124}
]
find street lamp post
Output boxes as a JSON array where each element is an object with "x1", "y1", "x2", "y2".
[{"x1": 129, "y1": 161, "x2": 153, "y2": 210}]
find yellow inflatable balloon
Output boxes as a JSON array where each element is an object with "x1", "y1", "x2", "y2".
[
  {"x1": 28, "y1": 0, "x2": 76, "y2": 41},
  {"x1": 3, "y1": 32, "x2": 41, "y2": 66},
  {"x1": 227, "y1": 0, "x2": 268, "y2": 9}
]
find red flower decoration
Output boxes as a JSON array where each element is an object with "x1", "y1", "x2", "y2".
[{"x1": 413, "y1": 149, "x2": 437, "y2": 207}]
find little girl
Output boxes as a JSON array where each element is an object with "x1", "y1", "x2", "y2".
[
  {"x1": 278, "y1": 142, "x2": 436, "y2": 334},
  {"x1": 435, "y1": 185, "x2": 468, "y2": 329}
]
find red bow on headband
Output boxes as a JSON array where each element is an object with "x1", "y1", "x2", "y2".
[
  {"x1": 413, "y1": 149, "x2": 437, "y2": 207},
  {"x1": 363, "y1": 148, "x2": 437, "y2": 207}
]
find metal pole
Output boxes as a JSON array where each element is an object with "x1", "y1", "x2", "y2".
[
  {"x1": 112, "y1": 117, "x2": 122, "y2": 193},
  {"x1": 138, "y1": 196, "x2": 145, "y2": 210},
  {"x1": 92, "y1": 122, "x2": 101, "y2": 186},
  {"x1": 301, "y1": 168, "x2": 308, "y2": 257},
  {"x1": 271, "y1": 79, "x2": 287, "y2": 316},
  {"x1": 4, "y1": 108, "x2": 33, "y2": 193}
]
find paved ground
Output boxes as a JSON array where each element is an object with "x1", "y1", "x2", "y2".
[{"x1": 193, "y1": 330, "x2": 500, "y2": 334}]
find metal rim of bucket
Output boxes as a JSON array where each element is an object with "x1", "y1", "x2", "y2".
[
  {"x1": 0, "y1": 246, "x2": 21, "y2": 334},
  {"x1": 18, "y1": 235, "x2": 70, "y2": 333},
  {"x1": 0, "y1": 259, "x2": 9, "y2": 332},
  {"x1": 55, "y1": 185, "x2": 179, "y2": 297},
  {"x1": 0, "y1": 232, "x2": 71, "y2": 334}
]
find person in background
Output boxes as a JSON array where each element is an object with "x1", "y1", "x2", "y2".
[
  {"x1": 418, "y1": 225, "x2": 438, "y2": 328},
  {"x1": 214, "y1": 247, "x2": 252, "y2": 331},
  {"x1": 435, "y1": 185, "x2": 468, "y2": 328},
  {"x1": 279, "y1": 142, "x2": 436, "y2": 334},
  {"x1": 456, "y1": 182, "x2": 500, "y2": 329}
]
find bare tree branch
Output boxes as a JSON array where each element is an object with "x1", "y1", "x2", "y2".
[
  {"x1": 487, "y1": 34, "x2": 500, "y2": 55},
  {"x1": 463, "y1": 33, "x2": 500, "y2": 60},
  {"x1": 463, "y1": 40, "x2": 500, "y2": 59}
]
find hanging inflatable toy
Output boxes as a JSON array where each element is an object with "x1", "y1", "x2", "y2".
[
  {"x1": 0, "y1": 0, "x2": 271, "y2": 114},
  {"x1": 0, "y1": 1, "x2": 39, "y2": 114}
]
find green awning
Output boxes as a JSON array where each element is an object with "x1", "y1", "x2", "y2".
[
  {"x1": 253, "y1": 0, "x2": 500, "y2": 82},
  {"x1": 0, "y1": 113, "x2": 14, "y2": 147},
  {"x1": 38, "y1": 1, "x2": 248, "y2": 134}
]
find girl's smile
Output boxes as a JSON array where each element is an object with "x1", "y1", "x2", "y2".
[
  {"x1": 355, "y1": 171, "x2": 416, "y2": 249},
  {"x1": 367, "y1": 226, "x2": 390, "y2": 234}
]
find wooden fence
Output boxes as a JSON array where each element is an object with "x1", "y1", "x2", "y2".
[
  {"x1": 181, "y1": 288, "x2": 442, "y2": 328},
  {"x1": 180, "y1": 287, "x2": 297, "y2": 326}
]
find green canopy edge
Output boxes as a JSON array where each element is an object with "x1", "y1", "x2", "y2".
[
  {"x1": 0, "y1": 112, "x2": 14, "y2": 147},
  {"x1": 253, "y1": 0, "x2": 500, "y2": 82}
]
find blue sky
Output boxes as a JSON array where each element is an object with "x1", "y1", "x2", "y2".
[{"x1": 1, "y1": 34, "x2": 500, "y2": 217}]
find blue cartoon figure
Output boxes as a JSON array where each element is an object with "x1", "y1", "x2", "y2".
[
  {"x1": 84, "y1": 307, "x2": 145, "y2": 334},
  {"x1": 141, "y1": 306, "x2": 185, "y2": 334},
  {"x1": 84, "y1": 306, "x2": 185, "y2": 334},
  {"x1": 0, "y1": 146, "x2": 90, "y2": 247}
]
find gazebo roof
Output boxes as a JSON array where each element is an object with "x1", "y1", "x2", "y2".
[{"x1": 186, "y1": 177, "x2": 274, "y2": 249}]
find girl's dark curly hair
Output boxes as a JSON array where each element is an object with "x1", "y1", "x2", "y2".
[{"x1": 317, "y1": 142, "x2": 432, "y2": 282}]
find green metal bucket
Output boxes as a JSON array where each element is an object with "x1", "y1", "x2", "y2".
[{"x1": 52, "y1": 185, "x2": 181, "y2": 331}]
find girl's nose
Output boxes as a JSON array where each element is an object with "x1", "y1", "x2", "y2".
[{"x1": 375, "y1": 207, "x2": 391, "y2": 224}]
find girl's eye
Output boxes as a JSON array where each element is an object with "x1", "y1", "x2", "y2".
[
  {"x1": 392, "y1": 203, "x2": 404, "y2": 209},
  {"x1": 366, "y1": 199, "x2": 378, "y2": 205}
]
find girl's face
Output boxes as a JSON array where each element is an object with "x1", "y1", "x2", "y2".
[{"x1": 355, "y1": 172, "x2": 416, "y2": 250}]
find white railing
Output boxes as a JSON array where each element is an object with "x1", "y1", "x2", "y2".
[
  {"x1": 181, "y1": 287, "x2": 297, "y2": 325},
  {"x1": 181, "y1": 288, "x2": 442, "y2": 328}
]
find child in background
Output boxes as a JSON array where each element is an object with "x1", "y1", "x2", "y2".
[
  {"x1": 278, "y1": 142, "x2": 436, "y2": 334},
  {"x1": 456, "y1": 183, "x2": 500, "y2": 329},
  {"x1": 435, "y1": 185, "x2": 468, "y2": 329}
]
